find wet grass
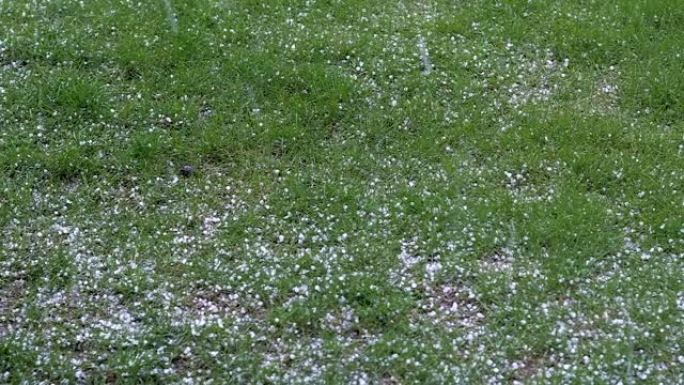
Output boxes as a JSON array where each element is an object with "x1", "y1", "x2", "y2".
[{"x1": 0, "y1": 0, "x2": 683, "y2": 384}]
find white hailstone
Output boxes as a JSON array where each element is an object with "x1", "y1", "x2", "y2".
[
  {"x1": 426, "y1": 261, "x2": 442, "y2": 277},
  {"x1": 293, "y1": 284, "x2": 309, "y2": 296}
]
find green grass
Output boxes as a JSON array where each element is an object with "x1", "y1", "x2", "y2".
[{"x1": 1, "y1": 0, "x2": 683, "y2": 384}]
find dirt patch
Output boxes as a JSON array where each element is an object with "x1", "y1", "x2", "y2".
[
  {"x1": 480, "y1": 247, "x2": 514, "y2": 273},
  {"x1": 415, "y1": 282, "x2": 485, "y2": 330},
  {"x1": 513, "y1": 355, "x2": 547, "y2": 382},
  {"x1": 0, "y1": 278, "x2": 27, "y2": 337}
]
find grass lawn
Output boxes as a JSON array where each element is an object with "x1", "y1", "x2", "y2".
[{"x1": 1, "y1": 0, "x2": 683, "y2": 383}]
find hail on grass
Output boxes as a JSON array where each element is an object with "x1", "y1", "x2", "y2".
[{"x1": 161, "y1": 0, "x2": 179, "y2": 33}]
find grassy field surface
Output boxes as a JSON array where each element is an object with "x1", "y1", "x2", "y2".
[{"x1": 0, "y1": 0, "x2": 683, "y2": 384}]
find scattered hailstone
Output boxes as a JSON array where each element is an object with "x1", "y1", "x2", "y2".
[
  {"x1": 202, "y1": 216, "x2": 221, "y2": 236},
  {"x1": 173, "y1": 235, "x2": 194, "y2": 245},
  {"x1": 425, "y1": 260, "x2": 442, "y2": 278},
  {"x1": 293, "y1": 284, "x2": 309, "y2": 296},
  {"x1": 600, "y1": 83, "x2": 618, "y2": 94}
]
